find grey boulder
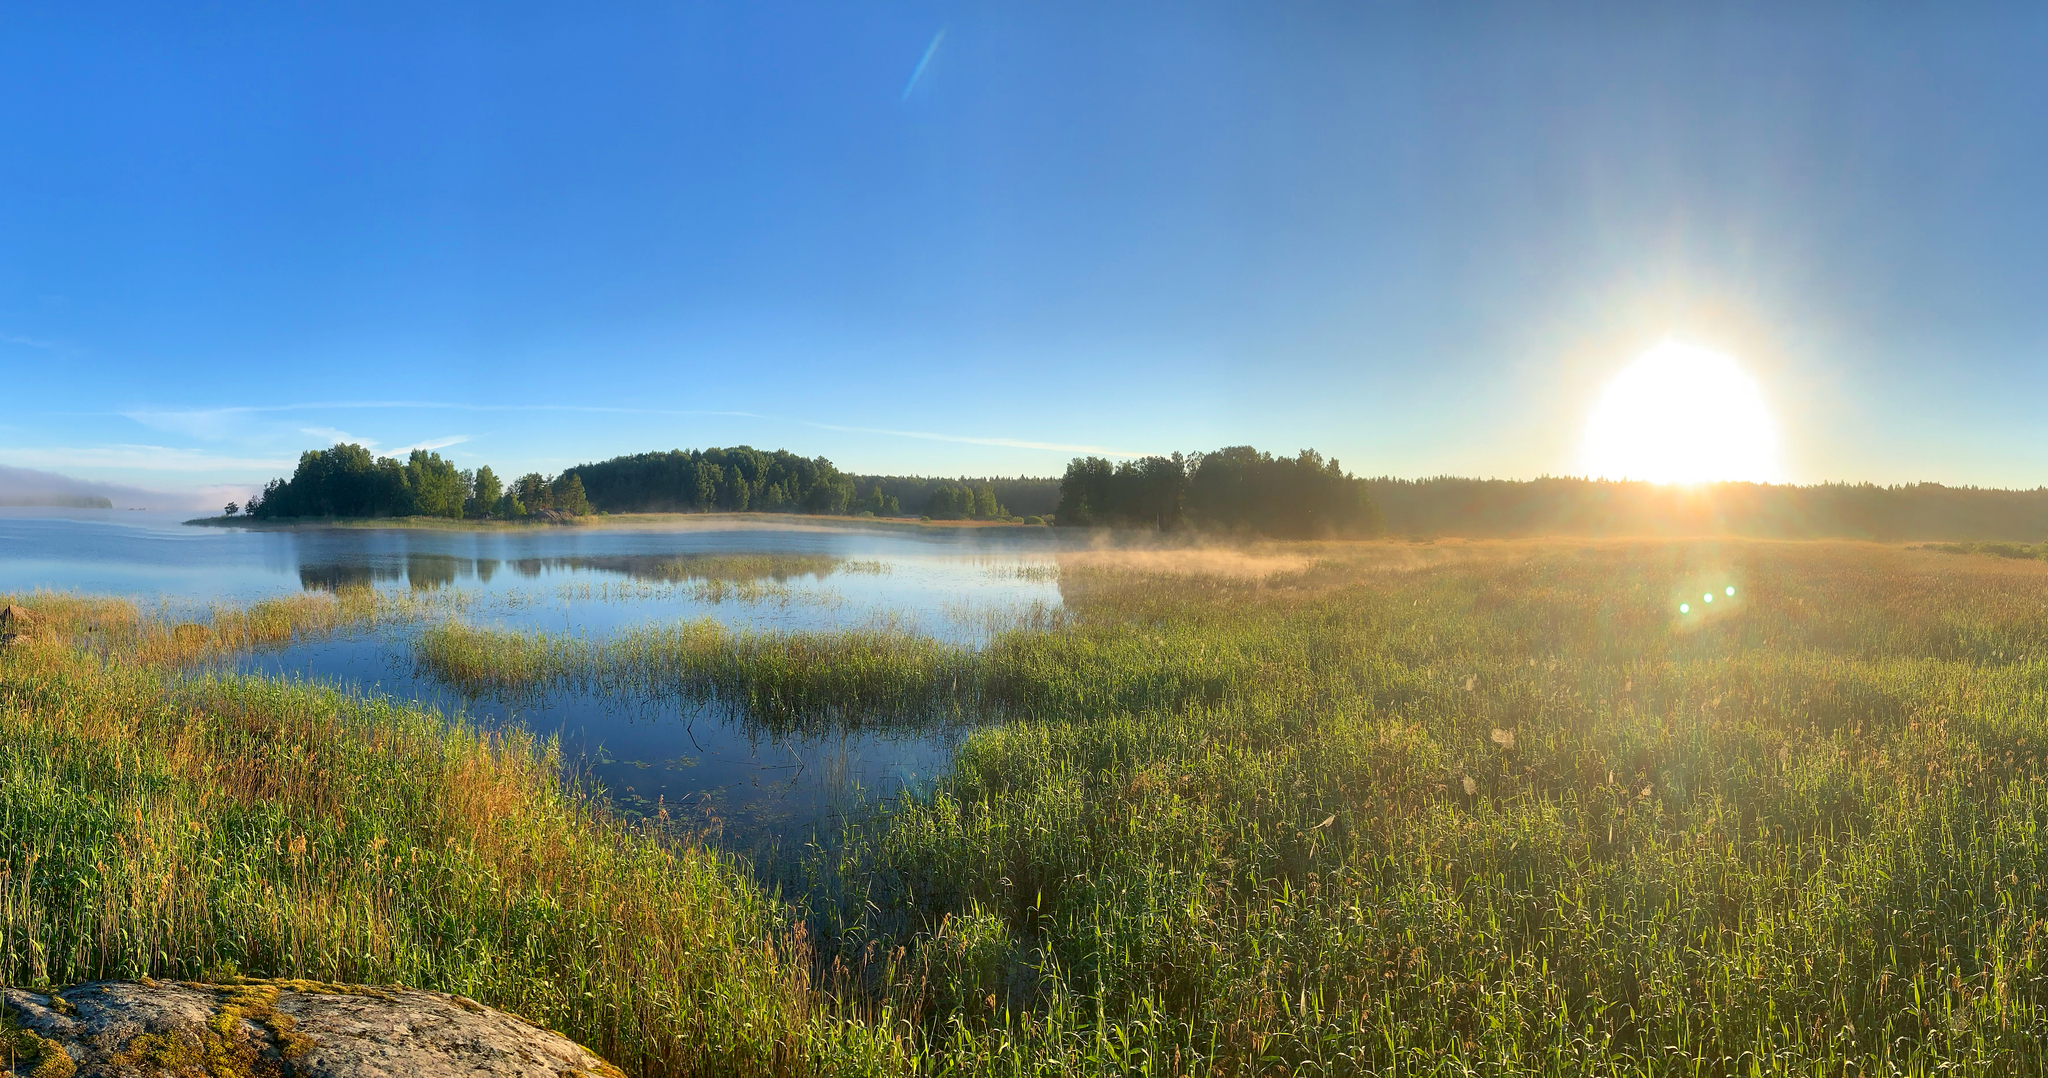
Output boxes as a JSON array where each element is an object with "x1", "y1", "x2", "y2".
[{"x1": 2, "y1": 979, "x2": 622, "y2": 1078}]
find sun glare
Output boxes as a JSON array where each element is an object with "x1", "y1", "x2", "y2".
[{"x1": 1579, "y1": 340, "x2": 1780, "y2": 484}]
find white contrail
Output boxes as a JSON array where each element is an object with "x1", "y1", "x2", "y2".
[{"x1": 901, "y1": 29, "x2": 946, "y2": 101}]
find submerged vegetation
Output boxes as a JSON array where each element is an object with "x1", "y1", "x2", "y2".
[{"x1": 12, "y1": 539, "x2": 2048, "y2": 1074}]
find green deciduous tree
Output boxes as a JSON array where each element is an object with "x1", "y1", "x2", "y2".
[
  {"x1": 400, "y1": 450, "x2": 466, "y2": 518},
  {"x1": 468, "y1": 465, "x2": 503, "y2": 518}
]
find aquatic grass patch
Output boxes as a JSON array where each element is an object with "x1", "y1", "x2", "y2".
[
  {"x1": 557, "y1": 578, "x2": 847, "y2": 608},
  {"x1": 415, "y1": 620, "x2": 982, "y2": 729},
  {"x1": 0, "y1": 587, "x2": 450, "y2": 668},
  {"x1": 413, "y1": 607, "x2": 1266, "y2": 732},
  {"x1": 549, "y1": 553, "x2": 856, "y2": 607},
  {"x1": 551, "y1": 552, "x2": 848, "y2": 584}
]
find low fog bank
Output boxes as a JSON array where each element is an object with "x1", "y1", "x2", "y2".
[
  {"x1": 0, "y1": 464, "x2": 199, "y2": 511},
  {"x1": 1367, "y1": 477, "x2": 2048, "y2": 543}
]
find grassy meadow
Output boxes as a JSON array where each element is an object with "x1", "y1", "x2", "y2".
[{"x1": 7, "y1": 539, "x2": 2048, "y2": 1075}]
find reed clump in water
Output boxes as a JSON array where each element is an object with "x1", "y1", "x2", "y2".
[
  {"x1": 556, "y1": 552, "x2": 847, "y2": 584},
  {"x1": 0, "y1": 586, "x2": 450, "y2": 667},
  {"x1": 416, "y1": 620, "x2": 980, "y2": 727}
]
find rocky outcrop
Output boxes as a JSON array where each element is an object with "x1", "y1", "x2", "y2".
[{"x1": 2, "y1": 979, "x2": 623, "y2": 1078}]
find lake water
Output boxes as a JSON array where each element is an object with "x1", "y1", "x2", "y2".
[{"x1": 0, "y1": 508, "x2": 1067, "y2": 847}]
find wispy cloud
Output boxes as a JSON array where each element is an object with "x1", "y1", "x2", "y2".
[
  {"x1": 298, "y1": 426, "x2": 361, "y2": 444},
  {"x1": 109, "y1": 400, "x2": 752, "y2": 421},
  {"x1": 386, "y1": 434, "x2": 470, "y2": 455},
  {"x1": 1, "y1": 333, "x2": 59, "y2": 350},
  {"x1": 0, "y1": 445, "x2": 297, "y2": 472},
  {"x1": 292, "y1": 427, "x2": 469, "y2": 456},
  {"x1": 94, "y1": 400, "x2": 1150, "y2": 457},
  {"x1": 901, "y1": 29, "x2": 946, "y2": 101}
]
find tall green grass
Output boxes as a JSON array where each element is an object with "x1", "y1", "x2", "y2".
[
  {"x1": 14, "y1": 540, "x2": 2048, "y2": 1075},
  {"x1": 0, "y1": 622, "x2": 899, "y2": 1076},
  {"x1": 799, "y1": 541, "x2": 2048, "y2": 1075}
]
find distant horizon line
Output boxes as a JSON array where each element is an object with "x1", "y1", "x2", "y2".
[{"x1": 8, "y1": 452, "x2": 2048, "y2": 516}]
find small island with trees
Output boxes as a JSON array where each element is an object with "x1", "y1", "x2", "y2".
[
  {"x1": 237, "y1": 444, "x2": 591, "y2": 522},
  {"x1": 208, "y1": 440, "x2": 1391, "y2": 538},
  {"x1": 216, "y1": 442, "x2": 1070, "y2": 527}
]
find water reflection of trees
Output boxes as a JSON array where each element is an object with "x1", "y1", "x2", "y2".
[
  {"x1": 299, "y1": 563, "x2": 402, "y2": 590},
  {"x1": 559, "y1": 553, "x2": 843, "y2": 582},
  {"x1": 404, "y1": 553, "x2": 463, "y2": 589},
  {"x1": 295, "y1": 552, "x2": 840, "y2": 591}
]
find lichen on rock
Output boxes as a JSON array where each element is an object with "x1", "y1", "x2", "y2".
[{"x1": 2, "y1": 980, "x2": 621, "y2": 1078}]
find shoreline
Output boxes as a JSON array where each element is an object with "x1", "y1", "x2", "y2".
[{"x1": 182, "y1": 510, "x2": 1053, "y2": 535}]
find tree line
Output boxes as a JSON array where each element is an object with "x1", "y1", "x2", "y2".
[
  {"x1": 238, "y1": 441, "x2": 1375, "y2": 530},
  {"x1": 228, "y1": 440, "x2": 2048, "y2": 542},
  {"x1": 240, "y1": 444, "x2": 589, "y2": 521},
  {"x1": 850, "y1": 475, "x2": 1059, "y2": 519},
  {"x1": 565, "y1": 447, "x2": 861, "y2": 515},
  {"x1": 1365, "y1": 476, "x2": 2048, "y2": 542},
  {"x1": 236, "y1": 443, "x2": 1044, "y2": 523},
  {"x1": 1055, "y1": 446, "x2": 1382, "y2": 537},
  {"x1": 560, "y1": 449, "x2": 1055, "y2": 521}
]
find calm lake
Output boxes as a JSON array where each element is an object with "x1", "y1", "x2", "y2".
[{"x1": 0, "y1": 508, "x2": 1067, "y2": 847}]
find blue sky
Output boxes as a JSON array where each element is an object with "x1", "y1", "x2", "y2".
[{"x1": 3, "y1": 2, "x2": 2045, "y2": 504}]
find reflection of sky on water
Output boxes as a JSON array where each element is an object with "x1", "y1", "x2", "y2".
[
  {"x1": 0, "y1": 508, "x2": 1068, "y2": 849},
  {"x1": 0, "y1": 509, "x2": 1064, "y2": 625},
  {"x1": 237, "y1": 634, "x2": 969, "y2": 854}
]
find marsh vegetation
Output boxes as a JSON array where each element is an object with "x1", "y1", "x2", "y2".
[{"x1": 8, "y1": 539, "x2": 2048, "y2": 1075}]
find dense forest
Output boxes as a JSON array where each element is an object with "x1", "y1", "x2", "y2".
[
  {"x1": 1056, "y1": 447, "x2": 1381, "y2": 537},
  {"x1": 565, "y1": 448, "x2": 859, "y2": 515},
  {"x1": 564, "y1": 449, "x2": 1048, "y2": 521},
  {"x1": 238, "y1": 443, "x2": 1051, "y2": 523},
  {"x1": 1366, "y1": 476, "x2": 2048, "y2": 541},
  {"x1": 244, "y1": 444, "x2": 589, "y2": 521},
  {"x1": 851, "y1": 475, "x2": 1060, "y2": 519}
]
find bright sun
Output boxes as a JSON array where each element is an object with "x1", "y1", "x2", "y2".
[{"x1": 1579, "y1": 340, "x2": 1781, "y2": 484}]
